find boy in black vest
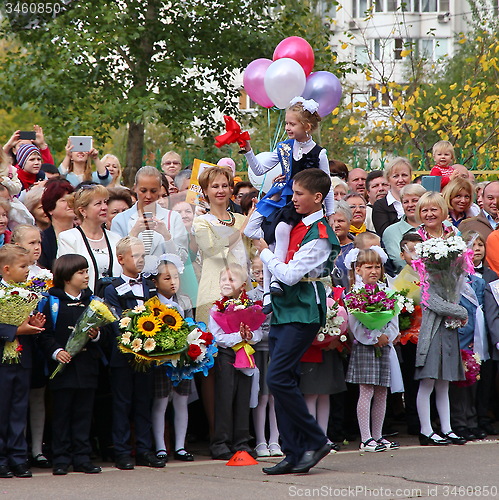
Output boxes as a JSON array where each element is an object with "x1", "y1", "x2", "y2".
[
  {"x1": 104, "y1": 236, "x2": 164, "y2": 470},
  {"x1": 254, "y1": 169, "x2": 340, "y2": 475}
]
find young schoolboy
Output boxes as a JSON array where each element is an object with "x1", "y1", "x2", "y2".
[
  {"x1": 0, "y1": 245, "x2": 45, "y2": 478},
  {"x1": 208, "y1": 264, "x2": 262, "y2": 460},
  {"x1": 254, "y1": 169, "x2": 340, "y2": 475},
  {"x1": 104, "y1": 236, "x2": 164, "y2": 470}
]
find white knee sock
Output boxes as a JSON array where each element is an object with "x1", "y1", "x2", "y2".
[
  {"x1": 152, "y1": 396, "x2": 169, "y2": 452},
  {"x1": 316, "y1": 394, "x2": 330, "y2": 435},
  {"x1": 172, "y1": 392, "x2": 189, "y2": 452},
  {"x1": 304, "y1": 394, "x2": 318, "y2": 419},
  {"x1": 268, "y1": 395, "x2": 280, "y2": 445},
  {"x1": 29, "y1": 387, "x2": 46, "y2": 457},
  {"x1": 417, "y1": 378, "x2": 436, "y2": 436},
  {"x1": 252, "y1": 394, "x2": 269, "y2": 444}
]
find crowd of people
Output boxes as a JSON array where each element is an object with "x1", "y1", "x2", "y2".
[{"x1": 1, "y1": 105, "x2": 499, "y2": 479}]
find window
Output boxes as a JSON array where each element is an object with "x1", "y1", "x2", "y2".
[
  {"x1": 370, "y1": 85, "x2": 392, "y2": 108},
  {"x1": 374, "y1": 39, "x2": 381, "y2": 60},
  {"x1": 421, "y1": 0, "x2": 437, "y2": 11},
  {"x1": 239, "y1": 89, "x2": 257, "y2": 111},
  {"x1": 353, "y1": 0, "x2": 369, "y2": 18},
  {"x1": 419, "y1": 38, "x2": 449, "y2": 60},
  {"x1": 394, "y1": 38, "x2": 403, "y2": 59},
  {"x1": 355, "y1": 45, "x2": 370, "y2": 64}
]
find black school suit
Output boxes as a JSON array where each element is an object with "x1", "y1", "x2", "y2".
[
  {"x1": 39, "y1": 287, "x2": 99, "y2": 467},
  {"x1": 0, "y1": 280, "x2": 35, "y2": 468},
  {"x1": 104, "y1": 277, "x2": 157, "y2": 458}
]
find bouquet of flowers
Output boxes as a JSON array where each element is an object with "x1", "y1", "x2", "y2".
[
  {"x1": 118, "y1": 296, "x2": 217, "y2": 383},
  {"x1": 50, "y1": 297, "x2": 119, "y2": 378},
  {"x1": 395, "y1": 289, "x2": 420, "y2": 345},
  {"x1": 453, "y1": 350, "x2": 481, "y2": 387},
  {"x1": 314, "y1": 298, "x2": 348, "y2": 348},
  {"x1": 0, "y1": 285, "x2": 41, "y2": 364},
  {"x1": 164, "y1": 319, "x2": 218, "y2": 385},
  {"x1": 412, "y1": 235, "x2": 474, "y2": 328},
  {"x1": 26, "y1": 270, "x2": 53, "y2": 294},
  {"x1": 345, "y1": 283, "x2": 400, "y2": 331},
  {"x1": 210, "y1": 290, "x2": 266, "y2": 369}
]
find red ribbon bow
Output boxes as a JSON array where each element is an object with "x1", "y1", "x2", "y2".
[{"x1": 214, "y1": 116, "x2": 250, "y2": 149}]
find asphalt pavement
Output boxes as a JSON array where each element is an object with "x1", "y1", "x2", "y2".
[{"x1": 2, "y1": 436, "x2": 498, "y2": 500}]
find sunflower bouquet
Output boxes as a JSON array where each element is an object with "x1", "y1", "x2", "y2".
[
  {"x1": 117, "y1": 296, "x2": 217, "y2": 381},
  {"x1": 0, "y1": 285, "x2": 41, "y2": 364}
]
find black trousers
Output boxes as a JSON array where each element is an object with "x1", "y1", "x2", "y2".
[
  {"x1": 51, "y1": 387, "x2": 95, "y2": 467},
  {"x1": 267, "y1": 322, "x2": 327, "y2": 465},
  {"x1": 110, "y1": 366, "x2": 154, "y2": 457}
]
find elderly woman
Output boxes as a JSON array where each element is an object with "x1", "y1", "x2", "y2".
[
  {"x1": 111, "y1": 166, "x2": 188, "y2": 261},
  {"x1": 57, "y1": 184, "x2": 121, "y2": 292},
  {"x1": 413, "y1": 191, "x2": 467, "y2": 446},
  {"x1": 39, "y1": 179, "x2": 75, "y2": 270},
  {"x1": 372, "y1": 157, "x2": 412, "y2": 236},
  {"x1": 415, "y1": 191, "x2": 456, "y2": 240},
  {"x1": 344, "y1": 193, "x2": 367, "y2": 236},
  {"x1": 160, "y1": 151, "x2": 182, "y2": 179},
  {"x1": 106, "y1": 187, "x2": 133, "y2": 230},
  {"x1": 24, "y1": 185, "x2": 51, "y2": 231},
  {"x1": 443, "y1": 178, "x2": 479, "y2": 228},
  {"x1": 331, "y1": 200, "x2": 354, "y2": 289},
  {"x1": 382, "y1": 184, "x2": 427, "y2": 272}
]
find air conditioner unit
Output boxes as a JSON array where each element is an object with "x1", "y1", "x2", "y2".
[
  {"x1": 437, "y1": 12, "x2": 451, "y2": 23},
  {"x1": 349, "y1": 20, "x2": 357, "y2": 29}
]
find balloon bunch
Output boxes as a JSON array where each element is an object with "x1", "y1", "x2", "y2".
[{"x1": 243, "y1": 36, "x2": 342, "y2": 117}]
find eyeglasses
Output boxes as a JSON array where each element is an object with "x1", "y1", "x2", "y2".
[
  {"x1": 162, "y1": 161, "x2": 181, "y2": 166},
  {"x1": 349, "y1": 204, "x2": 367, "y2": 210},
  {"x1": 76, "y1": 184, "x2": 98, "y2": 194}
]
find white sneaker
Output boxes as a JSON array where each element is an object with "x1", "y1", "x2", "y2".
[{"x1": 255, "y1": 442, "x2": 270, "y2": 457}]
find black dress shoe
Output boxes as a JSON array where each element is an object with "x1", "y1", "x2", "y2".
[
  {"x1": 10, "y1": 464, "x2": 32, "y2": 478},
  {"x1": 454, "y1": 427, "x2": 476, "y2": 441},
  {"x1": 291, "y1": 443, "x2": 332, "y2": 474},
  {"x1": 135, "y1": 452, "x2": 165, "y2": 468},
  {"x1": 444, "y1": 433, "x2": 467, "y2": 445},
  {"x1": 480, "y1": 423, "x2": 498, "y2": 435},
  {"x1": 173, "y1": 449, "x2": 194, "y2": 462},
  {"x1": 32, "y1": 454, "x2": 52, "y2": 468},
  {"x1": 115, "y1": 456, "x2": 134, "y2": 470},
  {"x1": 470, "y1": 427, "x2": 487, "y2": 439},
  {"x1": 418, "y1": 433, "x2": 450, "y2": 446},
  {"x1": 262, "y1": 459, "x2": 295, "y2": 475},
  {"x1": 0, "y1": 465, "x2": 13, "y2": 478},
  {"x1": 52, "y1": 465, "x2": 69, "y2": 476},
  {"x1": 73, "y1": 462, "x2": 102, "y2": 474}
]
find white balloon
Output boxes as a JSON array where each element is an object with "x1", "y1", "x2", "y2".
[
  {"x1": 264, "y1": 58, "x2": 306, "y2": 109},
  {"x1": 248, "y1": 152, "x2": 282, "y2": 193}
]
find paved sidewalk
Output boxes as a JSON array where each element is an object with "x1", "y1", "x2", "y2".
[{"x1": 3, "y1": 438, "x2": 499, "y2": 500}]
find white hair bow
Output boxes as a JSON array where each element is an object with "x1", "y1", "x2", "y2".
[
  {"x1": 142, "y1": 253, "x2": 185, "y2": 278},
  {"x1": 343, "y1": 245, "x2": 388, "y2": 270},
  {"x1": 289, "y1": 96, "x2": 319, "y2": 114}
]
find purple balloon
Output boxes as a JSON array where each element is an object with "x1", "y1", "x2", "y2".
[
  {"x1": 243, "y1": 58, "x2": 274, "y2": 108},
  {"x1": 303, "y1": 71, "x2": 342, "y2": 117}
]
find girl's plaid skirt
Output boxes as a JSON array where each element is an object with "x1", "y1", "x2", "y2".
[
  {"x1": 154, "y1": 366, "x2": 192, "y2": 398},
  {"x1": 346, "y1": 342, "x2": 390, "y2": 387}
]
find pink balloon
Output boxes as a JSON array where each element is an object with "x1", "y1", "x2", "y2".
[
  {"x1": 243, "y1": 58, "x2": 274, "y2": 108},
  {"x1": 273, "y1": 36, "x2": 315, "y2": 76}
]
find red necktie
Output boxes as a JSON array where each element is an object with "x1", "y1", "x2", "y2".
[{"x1": 285, "y1": 221, "x2": 309, "y2": 263}]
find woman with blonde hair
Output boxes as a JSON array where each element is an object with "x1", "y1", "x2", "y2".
[
  {"x1": 57, "y1": 184, "x2": 121, "y2": 291},
  {"x1": 372, "y1": 157, "x2": 412, "y2": 236},
  {"x1": 101, "y1": 154, "x2": 122, "y2": 187},
  {"x1": 442, "y1": 177, "x2": 478, "y2": 228}
]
